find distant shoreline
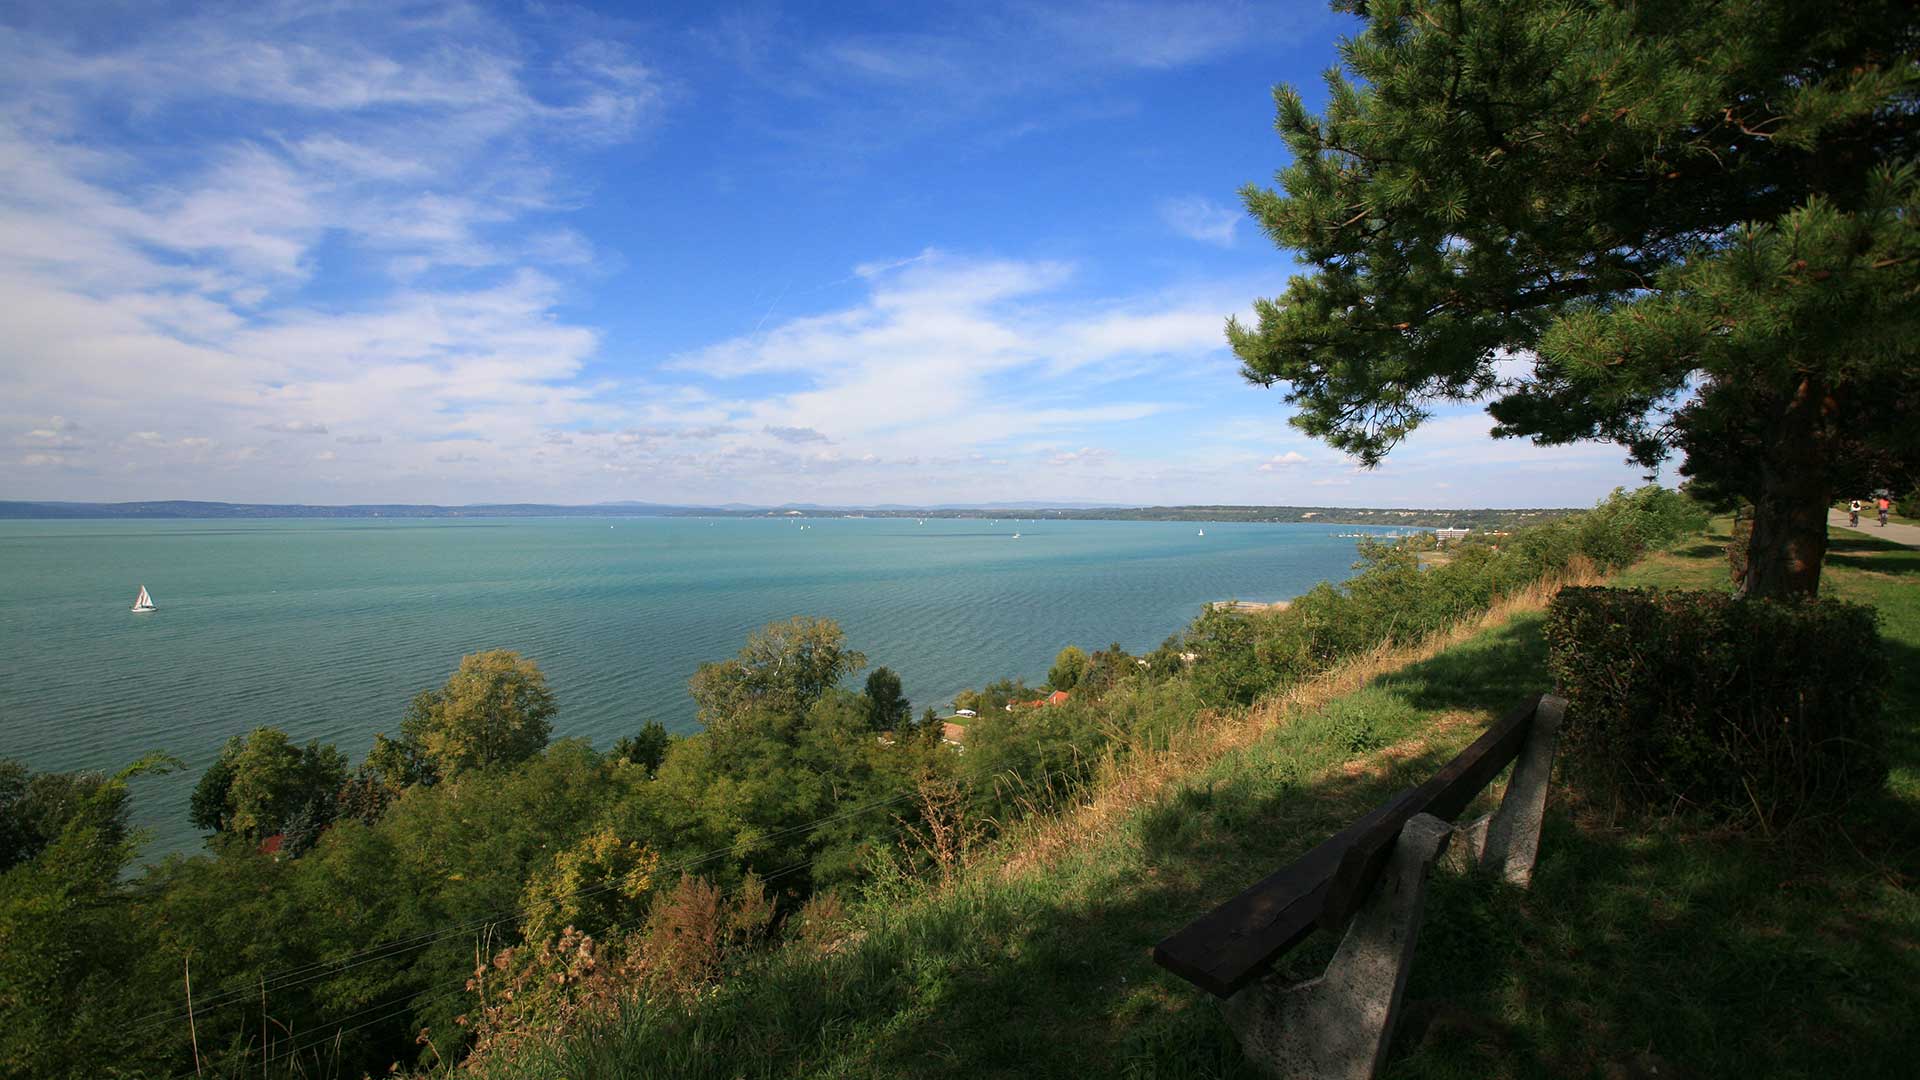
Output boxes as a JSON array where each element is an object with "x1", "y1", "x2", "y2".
[{"x1": 0, "y1": 499, "x2": 1572, "y2": 531}]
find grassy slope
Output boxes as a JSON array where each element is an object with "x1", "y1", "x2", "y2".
[
  {"x1": 1394, "y1": 525, "x2": 1920, "y2": 1079},
  {"x1": 481, "y1": 529, "x2": 1918, "y2": 1079}
]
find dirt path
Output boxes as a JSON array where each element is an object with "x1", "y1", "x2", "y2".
[{"x1": 1829, "y1": 507, "x2": 1920, "y2": 548}]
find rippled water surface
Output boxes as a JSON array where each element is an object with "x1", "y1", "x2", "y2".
[{"x1": 0, "y1": 515, "x2": 1405, "y2": 856}]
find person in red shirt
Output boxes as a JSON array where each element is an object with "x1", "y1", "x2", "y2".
[{"x1": 1878, "y1": 496, "x2": 1891, "y2": 526}]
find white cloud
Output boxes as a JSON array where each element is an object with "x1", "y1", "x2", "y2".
[
  {"x1": 1257, "y1": 451, "x2": 1308, "y2": 471},
  {"x1": 1160, "y1": 195, "x2": 1242, "y2": 246},
  {"x1": 1051, "y1": 307, "x2": 1229, "y2": 372},
  {"x1": 17, "y1": 417, "x2": 88, "y2": 450},
  {"x1": 668, "y1": 253, "x2": 1224, "y2": 467},
  {"x1": 1026, "y1": 1, "x2": 1292, "y2": 69},
  {"x1": 0, "y1": 2, "x2": 665, "y2": 505},
  {"x1": 765, "y1": 425, "x2": 831, "y2": 444},
  {"x1": 699, "y1": 2, "x2": 1329, "y2": 170},
  {"x1": 1047, "y1": 446, "x2": 1113, "y2": 466}
]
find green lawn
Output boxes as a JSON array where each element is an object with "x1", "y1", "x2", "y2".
[
  {"x1": 477, "y1": 528, "x2": 1920, "y2": 1079},
  {"x1": 1393, "y1": 523, "x2": 1920, "y2": 1079}
]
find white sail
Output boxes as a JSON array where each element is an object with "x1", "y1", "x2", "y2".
[{"x1": 131, "y1": 585, "x2": 155, "y2": 613}]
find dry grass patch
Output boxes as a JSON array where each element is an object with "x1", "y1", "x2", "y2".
[{"x1": 998, "y1": 564, "x2": 1599, "y2": 880}]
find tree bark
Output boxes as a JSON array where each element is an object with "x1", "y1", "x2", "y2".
[{"x1": 1739, "y1": 375, "x2": 1832, "y2": 600}]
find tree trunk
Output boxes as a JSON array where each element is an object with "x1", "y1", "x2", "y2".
[{"x1": 1739, "y1": 375, "x2": 1832, "y2": 600}]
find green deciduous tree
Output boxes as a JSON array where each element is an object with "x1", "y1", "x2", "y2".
[
  {"x1": 376, "y1": 650, "x2": 557, "y2": 782},
  {"x1": 1231, "y1": 0, "x2": 1919, "y2": 598},
  {"x1": 1046, "y1": 645, "x2": 1089, "y2": 691},
  {"x1": 861, "y1": 666, "x2": 911, "y2": 731},
  {"x1": 689, "y1": 617, "x2": 866, "y2": 734},
  {"x1": 1076, "y1": 642, "x2": 1141, "y2": 696},
  {"x1": 0, "y1": 755, "x2": 181, "y2": 1079},
  {"x1": 952, "y1": 677, "x2": 1035, "y2": 715},
  {"x1": 189, "y1": 727, "x2": 347, "y2": 841},
  {"x1": 522, "y1": 824, "x2": 660, "y2": 943},
  {"x1": 0, "y1": 760, "x2": 41, "y2": 873}
]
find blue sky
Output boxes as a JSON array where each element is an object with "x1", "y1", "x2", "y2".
[{"x1": 0, "y1": 0, "x2": 1660, "y2": 508}]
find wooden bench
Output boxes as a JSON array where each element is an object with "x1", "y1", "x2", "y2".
[{"x1": 1152, "y1": 692, "x2": 1566, "y2": 1077}]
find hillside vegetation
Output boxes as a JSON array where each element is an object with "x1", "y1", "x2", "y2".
[
  {"x1": 0, "y1": 489, "x2": 1703, "y2": 1079},
  {"x1": 472, "y1": 517, "x2": 1917, "y2": 1080}
]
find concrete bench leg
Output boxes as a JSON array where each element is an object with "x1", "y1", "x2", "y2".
[
  {"x1": 1220, "y1": 813, "x2": 1453, "y2": 1080},
  {"x1": 1478, "y1": 694, "x2": 1564, "y2": 887}
]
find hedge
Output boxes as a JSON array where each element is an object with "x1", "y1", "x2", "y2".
[
  {"x1": 1545, "y1": 587, "x2": 1888, "y2": 828},
  {"x1": 1184, "y1": 486, "x2": 1708, "y2": 708}
]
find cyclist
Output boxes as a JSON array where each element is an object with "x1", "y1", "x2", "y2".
[
  {"x1": 1850, "y1": 499, "x2": 1862, "y2": 527},
  {"x1": 1879, "y1": 495, "x2": 1891, "y2": 527}
]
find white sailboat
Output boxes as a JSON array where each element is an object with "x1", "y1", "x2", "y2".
[
  {"x1": 130, "y1": 585, "x2": 156, "y2": 613},
  {"x1": 1197, "y1": 529, "x2": 1206, "y2": 537}
]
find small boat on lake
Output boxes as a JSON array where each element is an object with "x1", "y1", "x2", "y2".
[
  {"x1": 1198, "y1": 529, "x2": 1206, "y2": 537},
  {"x1": 130, "y1": 585, "x2": 156, "y2": 613}
]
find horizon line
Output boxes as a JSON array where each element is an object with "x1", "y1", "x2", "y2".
[{"x1": 0, "y1": 497, "x2": 1591, "y2": 513}]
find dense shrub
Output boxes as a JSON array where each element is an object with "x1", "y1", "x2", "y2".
[
  {"x1": 1182, "y1": 486, "x2": 1707, "y2": 708},
  {"x1": 1545, "y1": 587, "x2": 1888, "y2": 828}
]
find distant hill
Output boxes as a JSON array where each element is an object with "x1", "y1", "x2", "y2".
[{"x1": 0, "y1": 499, "x2": 1575, "y2": 529}]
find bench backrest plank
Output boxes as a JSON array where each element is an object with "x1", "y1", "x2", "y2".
[{"x1": 1153, "y1": 693, "x2": 1544, "y2": 997}]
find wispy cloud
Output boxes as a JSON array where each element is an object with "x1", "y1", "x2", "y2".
[
  {"x1": 765, "y1": 425, "x2": 831, "y2": 444},
  {"x1": 1047, "y1": 446, "x2": 1112, "y2": 466},
  {"x1": 669, "y1": 253, "x2": 1224, "y2": 460},
  {"x1": 0, "y1": 4, "x2": 1658, "y2": 510},
  {"x1": 699, "y1": 2, "x2": 1328, "y2": 166},
  {"x1": 0, "y1": 2, "x2": 663, "y2": 501},
  {"x1": 1161, "y1": 195, "x2": 1242, "y2": 246}
]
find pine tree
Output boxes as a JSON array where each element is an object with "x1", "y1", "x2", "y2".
[
  {"x1": 862, "y1": 667, "x2": 911, "y2": 732},
  {"x1": 1232, "y1": 0, "x2": 1919, "y2": 596}
]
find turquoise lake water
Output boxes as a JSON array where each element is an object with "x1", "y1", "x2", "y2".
[{"x1": 0, "y1": 516, "x2": 1409, "y2": 858}]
